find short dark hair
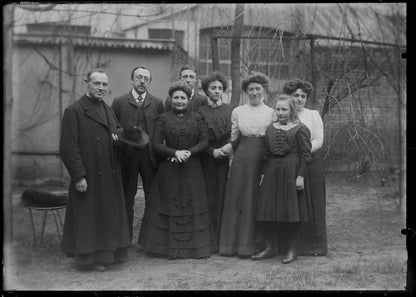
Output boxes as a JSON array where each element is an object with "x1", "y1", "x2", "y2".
[
  {"x1": 275, "y1": 94, "x2": 298, "y2": 122},
  {"x1": 130, "y1": 66, "x2": 152, "y2": 81},
  {"x1": 200, "y1": 71, "x2": 228, "y2": 94},
  {"x1": 85, "y1": 68, "x2": 106, "y2": 82},
  {"x1": 168, "y1": 81, "x2": 193, "y2": 98},
  {"x1": 283, "y1": 79, "x2": 313, "y2": 97},
  {"x1": 179, "y1": 64, "x2": 197, "y2": 78},
  {"x1": 241, "y1": 72, "x2": 269, "y2": 92}
]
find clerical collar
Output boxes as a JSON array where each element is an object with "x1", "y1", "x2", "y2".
[
  {"x1": 132, "y1": 88, "x2": 146, "y2": 100},
  {"x1": 85, "y1": 93, "x2": 103, "y2": 102}
]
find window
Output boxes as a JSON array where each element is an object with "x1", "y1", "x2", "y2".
[{"x1": 148, "y1": 28, "x2": 184, "y2": 47}]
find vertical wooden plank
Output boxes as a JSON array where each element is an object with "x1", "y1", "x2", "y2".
[
  {"x1": 3, "y1": 3, "x2": 15, "y2": 243},
  {"x1": 230, "y1": 3, "x2": 245, "y2": 108},
  {"x1": 211, "y1": 37, "x2": 220, "y2": 71},
  {"x1": 310, "y1": 37, "x2": 318, "y2": 109}
]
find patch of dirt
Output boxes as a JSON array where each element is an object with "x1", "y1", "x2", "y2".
[{"x1": 4, "y1": 175, "x2": 406, "y2": 290}]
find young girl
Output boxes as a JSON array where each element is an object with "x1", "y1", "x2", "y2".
[{"x1": 251, "y1": 94, "x2": 314, "y2": 264}]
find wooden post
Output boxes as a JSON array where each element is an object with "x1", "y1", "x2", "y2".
[
  {"x1": 211, "y1": 37, "x2": 220, "y2": 71},
  {"x1": 397, "y1": 47, "x2": 406, "y2": 214},
  {"x1": 3, "y1": 3, "x2": 15, "y2": 243},
  {"x1": 230, "y1": 4, "x2": 244, "y2": 108},
  {"x1": 310, "y1": 38, "x2": 318, "y2": 109}
]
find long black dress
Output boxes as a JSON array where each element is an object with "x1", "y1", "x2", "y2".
[
  {"x1": 141, "y1": 109, "x2": 216, "y2": 259},
  {"x1": 296, "y1": 108, "x2": 327, "y2": 256},
  {"x1": 198, "y1": 104, "x2": 233, "y2": 248}
]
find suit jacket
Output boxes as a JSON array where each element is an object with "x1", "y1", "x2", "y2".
[
  {"x1": 164, "y1": 92, "x2": 208, "y2": 112},
  {"x1": 111, "y1": 90, "x2": 165, "y2": 138},
  {"x1": 111, "y1": 90, "x2": 164, "y2": 167}
]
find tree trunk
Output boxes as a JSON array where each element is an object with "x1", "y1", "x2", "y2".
[
  {"x1": 3, "y1": 4, "x2": 15, "y2": 243},
  {"x1": 230, "y1": 4, "x2": 244, "y2": 108}
]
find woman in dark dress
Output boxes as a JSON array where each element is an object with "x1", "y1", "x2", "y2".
[
  {"x1": 198, "y1": 72, "x2": 234, "y2": 248},
  {"x1": 283, "y1": 79, "x2": 327, "y2": 256},
  {"x1": 251, "y1": 94, "x2": 313, "y2": 264},
  {"x1": 218, "y1": 72, "x2": 274, "y2": 258},
  {"x1": 141, "y1": 81, "x2": 216, "y2": 259}
]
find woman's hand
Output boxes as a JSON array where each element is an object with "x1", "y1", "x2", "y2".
[
  {"x1": 213, "y1": 148, "x2": 226, "y2": 159},
  {"x1": 175, "y1": 150, "x2": 191, "y2": 162},
  {"x1": 220, "y1": 143, "x2": 233, "y2": 156},
  {"x1": 296, "y1": 176, "x2": 304, "y2": 191}
]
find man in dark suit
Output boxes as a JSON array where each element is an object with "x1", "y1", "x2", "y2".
[
  {"x1": 164, "y1": 65, "x2": 208, "y2": 111},
  {"x1": 111, "y1": 66, "x2": 164, "y2": 244},
  {"x1": 60, "y1": 68, "x2": 130, "y2": 272}
]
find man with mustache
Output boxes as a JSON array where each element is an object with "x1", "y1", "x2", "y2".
[{"x1": 111, "y1": 66, "x2": 164, "y2": 248}]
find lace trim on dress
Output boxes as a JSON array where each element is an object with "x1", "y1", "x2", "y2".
[
  {"x1": 170, "y1": 215, "x2": 193, "y2": 225},
  {"x1": 171, "y1": 231, "x2": 193, "y2": 241}
]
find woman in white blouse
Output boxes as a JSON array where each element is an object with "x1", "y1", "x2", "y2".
[
  {"x1": 283, "y1": 79, "x2": 327, "y2": 256},
  {"x1": 219, "y1": 72, "x2": 274, "y2": 258}
]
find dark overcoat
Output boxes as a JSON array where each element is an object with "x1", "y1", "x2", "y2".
[{"x1": 59, "y1": 95, "x2": 130, "y2": 255}]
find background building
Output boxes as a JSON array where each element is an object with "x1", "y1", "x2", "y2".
[{"x1": 9, "y1": 3, "x2": 406, "y2": 185}]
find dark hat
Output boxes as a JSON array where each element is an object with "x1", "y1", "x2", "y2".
[{"x1": 118, "y1": 124, "x2": 149, "y2": 148}]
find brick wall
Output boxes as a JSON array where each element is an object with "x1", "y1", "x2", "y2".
[{"x1": 304, "y1": 45, "x2": 403, "y2": 173}]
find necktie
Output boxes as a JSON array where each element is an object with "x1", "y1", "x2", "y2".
[{"x1": 137, "y1": 95, "x2": 144, "y2": 106}]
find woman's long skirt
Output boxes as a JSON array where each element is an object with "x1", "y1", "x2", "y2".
[
  {"x1": 200, "y1": 154, "x2": 229, "y2": 250},
  {"x1": 141, "y1": 156, "x2": 217, "y2": 259},
  {"x1": 296, "y1": 150, "x2": 327, "y2": 255},
  {"x1": 219, "y1": 137, "x2": 265, "y2": 257}
]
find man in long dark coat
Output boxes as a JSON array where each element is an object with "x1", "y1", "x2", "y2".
[
  {"x1": 164, "y1": 65, "x2": 208, "y2": 111},
  {"x1": 60, "y1": 68, "x2": 130, "y2": 272},
  {"x1": 111, "y1": 66, "x2": 164, "y2": 245}
]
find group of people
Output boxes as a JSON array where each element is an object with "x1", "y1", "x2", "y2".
[{"x1": 59, "y1": 64, "x2": 327, "y2": 272}]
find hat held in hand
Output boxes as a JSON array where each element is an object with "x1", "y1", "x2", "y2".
[{"x1": 119, "y1": 124, "x2": 150, "y2": 148}]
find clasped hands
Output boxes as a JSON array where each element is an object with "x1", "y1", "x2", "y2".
[
  {"x1": 169, "y1": 150, "x2": 191, "y2": 163},
  {"x1": 213, "y1": 143, "x2": 233, "y2": 159}
]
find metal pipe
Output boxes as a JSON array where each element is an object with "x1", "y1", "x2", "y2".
[{"x1": 210, "y1": 34, "x2": 405, "y2": 48}]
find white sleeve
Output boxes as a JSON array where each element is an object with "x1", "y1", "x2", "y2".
[
  {"x1": 310, "y1": 110, "x2": 324, "y2": 152},
  {"x1": 230, "y1": 108, "x2": 240, "y2": 142}
]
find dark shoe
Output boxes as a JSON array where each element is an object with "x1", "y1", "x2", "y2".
[
  {"x1": 75, "y1": 263, "x2": 107, "y2": 272},
  {"x1": 282, "y1": 248, "x2": 297, "y2": 264},
  {"x1": 251, "y1": 241, "x2": 276, "y2": 260},
  {"x1": 91, "y1": 264, "x2": 108, "y2": 272}
]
